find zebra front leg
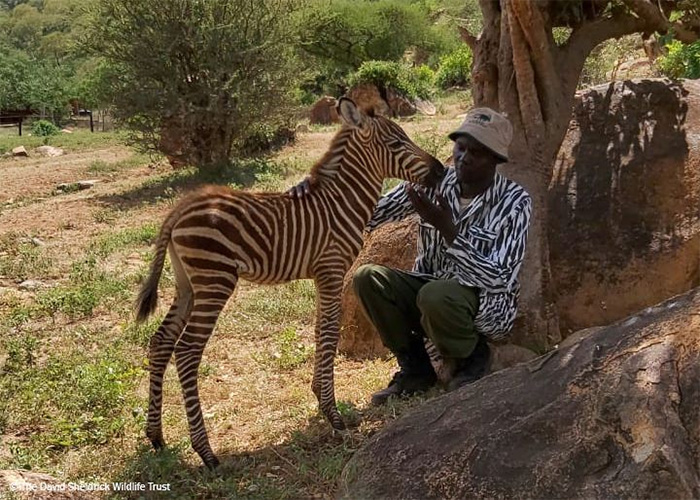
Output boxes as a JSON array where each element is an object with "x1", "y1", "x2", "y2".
[
  {"x1": 147, "y1": 293, "x2": 191, "y2": 450},
  {"x1": 312, "y1": 271, "x2": 346, "y2": 430},
  {"x1": 173, "y1": 292, "x2": 230, "y2": 469}
]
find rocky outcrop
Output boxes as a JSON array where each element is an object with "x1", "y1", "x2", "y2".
[
  {"x1": 309, "y1": 96, "x2": 340, "y2": 125},
  {"x1": 550, "y1": 78, "x2": 700, "y2": 335},
  {"x1": 346, "y1": 84, "x2": 433, "y2": 118},
  {"x1": 339, "y1": 287, "x2": 700, "y2": 500}
]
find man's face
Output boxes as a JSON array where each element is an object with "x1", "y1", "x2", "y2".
[{"x1": 452, "y1": 134, "x2": 499, "y2": 185}]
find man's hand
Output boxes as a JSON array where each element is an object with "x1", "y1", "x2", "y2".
[
  {"x1": 287, "y1": 177, "x2": 312, "y2": 198},
  {"x1": 405, "y1": 184, "x2": 457, "y2": 245}
]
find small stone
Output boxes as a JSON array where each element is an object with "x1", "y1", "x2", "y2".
[
  {"x1": 61, "y1": 128, "x2": 73, "y2": 134},
  {"x1": 296, "y1": 123, "x2": 311, "y2": 134},
  {"x1": 19, "y1": 280, "x2": 44, "y2": 291},
  {"x1": 31, "y1": 237, "x2": 45, "y2": 246},
  {"x1": 78, "y1": 180, "x2": 100, "y2": 190},
  {"x1": 11, "y1": 146, "x2": 28, "y2": 157},
  {"x1": 35, "y1": 145, "x2": 64, "y2": 157}
]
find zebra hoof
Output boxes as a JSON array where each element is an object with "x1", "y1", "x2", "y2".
[
  {"x1": 204, "y1": 455, "x2": 221, "y2": 470},
  {"x1": 147, "y1": 429, "x2": 165, "y2": 450},
  {"x1": 330, "y1": 416, "x2": 346, "y2": 431}
]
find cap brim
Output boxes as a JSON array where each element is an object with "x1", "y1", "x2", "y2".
[{"x1": 448, "y1": 131, "x2": 509, "y2": 162}]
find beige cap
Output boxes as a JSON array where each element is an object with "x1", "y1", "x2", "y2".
[{"x1": 448, "y1": 108, "x2": 513, "y2": 161}]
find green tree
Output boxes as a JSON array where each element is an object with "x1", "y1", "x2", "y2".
[
  {"x1": 86, "y1": 0, "x2": 302, "y2": 169},
  {"x1": 295, "y1": 0, "x2": 462, "y2": 94}
]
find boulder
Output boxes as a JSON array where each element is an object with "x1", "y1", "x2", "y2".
[
  {"x1": 386, "y1": 88, "x2": 416, "y2": 117},
  {"x1": 340, "y1": 216, "x2": 419, "y2": 357},
  {"x1": 340, "y1": 79, "x2": 700, "y2": 355},
  {"x1": 550, "y1": 79, "x2": 700, "y2": 335},
  {"x1": 339, "y1": 287, "x2": 700, "y2": 500},
  {"x1": 347, "y1": 84, "x2": 392, "y2": 117},
  {"x1": 309, "y1": 96, "x2": 340, "y2": 125},
  {"x1": 12, "y1": 146, "x2": 28, "y2": 157}
]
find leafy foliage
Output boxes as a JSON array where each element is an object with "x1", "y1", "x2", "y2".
[
  {"x1": 658, "y1": 39, "x2": 700, "y2": 79},
  {"x1": 435, "y1": 46, "x2": 473, "y2": 89},
  {"x1": 295, "y1": 0, "x2": 463, "y2": 95},
  {"x1": 347, "y1": 61, "x2": 435, "y2": 100},
  {"x1": 31, "y1": 119, "x2": 59, "y2": 137}
]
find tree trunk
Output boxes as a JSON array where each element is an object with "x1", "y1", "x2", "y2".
[{"x1": 462, "y1": 0, "x2": 660, "y2": 349}]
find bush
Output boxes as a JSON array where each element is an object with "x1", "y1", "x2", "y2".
[
  {"x1": 31, "y1": 119, "x2": 59, "y2": 137},
  {"x1": 435, "y1": 46, "x2": 473, "y2": 89},
  {"x1": 658, "y1": 39, "x2": 700, "y2": 79},
  {"x1": 347, "y1": 61, "x2": 435, "y2": 100}
]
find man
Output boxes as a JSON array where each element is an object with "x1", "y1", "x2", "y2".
[{"x1": 290, "y1": 108, "x2": 531, "y2": 406}]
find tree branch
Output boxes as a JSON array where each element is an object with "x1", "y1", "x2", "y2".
[
  {"x1": 561, "y1": 11, "x2": 648, "y2": 91},
  {"x1": 622, "y1": 0, "x2": 699, "y2": 43},
  {"x1": 510, "y1": 1, "x2": 562, "y2": 129},
  {"x1": 458, "y1": 25, "x2": 478, "y2": 51},
  {"x1": 505, "y1": 1, "x2": 544, "y2": 148}
]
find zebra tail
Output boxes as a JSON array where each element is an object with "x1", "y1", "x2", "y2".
[{"x1": 135, "y1": 207, "x2": 181, "y2": 323}]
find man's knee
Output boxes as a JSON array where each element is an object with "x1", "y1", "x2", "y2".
[
  {"x1": 352, "y1": 264, "x2": 384, "y2": 296},
  {"x1": 416, "y1": 280, "x2": 463, "y2": 315}
]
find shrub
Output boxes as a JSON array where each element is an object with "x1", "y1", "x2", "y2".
[
  {"x1": 31, "y1": 119, "x2": 59, "y2": 137},
  {"x1": 347, "y1": 61, "x2": 435, "y2": 100},
  {"x1": 435, "y1": 46, "x2": 473, "y2": 89},
  {"x1": 86, "y1": 0, "x2": 302, "y2": 169},
  {"x1": 658, "y1": 39, "x2": 700, "y2": 79}
]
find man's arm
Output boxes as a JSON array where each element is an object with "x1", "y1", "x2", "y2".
[{"x1": 445, "y1": 197, "x2": 532, "y2": 293}]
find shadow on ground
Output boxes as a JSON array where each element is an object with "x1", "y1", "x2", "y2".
[
  {"x1": 95, "y1": 158, "x2": 293, "y2": 212},
  {"x1": 110, "y1": 392, "x2": 437, "y2": 500}
]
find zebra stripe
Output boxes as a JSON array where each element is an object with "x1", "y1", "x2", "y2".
[{"x1": 135, "y1": 99, "x2": 444, "y2": 469}]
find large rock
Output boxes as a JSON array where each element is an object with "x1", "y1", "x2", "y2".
[
  {"x1": 340, "y1": 79, "x2": 700, "y2": 355},
  {"x1": 550, "y1": 79, "x2": 700, "y2": 335},
  {"x1": 347, "y1": 84, "x2": 392, "y2": 117},
  {"x1": 309, "y1": 96, "x2": 340, "y2": 125},
  {"x1": 340, "y1": 216, "x2": 419, "y2": 357},
  {"x1": 339, "y1": 287, "x2": 700, "y2": 500}
]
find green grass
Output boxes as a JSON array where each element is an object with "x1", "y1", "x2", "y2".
[
  {"x1": 87, "y1": 154, "x2": 151, "y2": 174},
  {"x1": 93, "y1": 223, "x2": 159, "y2": 258},
  {"x1": 0, "y1": 129, "x2": 123, "y2": 155},
  {"x1": 0, "y1": 338, "x2": 142, "y2": 462},
  {"x1": 0, "y1": 233, "x2": 53, "y2": 281}
]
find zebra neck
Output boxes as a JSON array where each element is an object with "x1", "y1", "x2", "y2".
[{"x1": 315, "y1": 159, "x2": 384, "y2": 223}]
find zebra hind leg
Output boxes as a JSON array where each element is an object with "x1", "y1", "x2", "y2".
[
  {"x1": 146, "y1": 292, "x2": 192, "y2": 450},
  {"x1": 174, "y1": 284, "x2": 234, "y2": 469}
]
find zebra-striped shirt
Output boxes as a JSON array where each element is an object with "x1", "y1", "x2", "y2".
[{"x1": 366, "y1": 169, "x2": 532, "y2": 340}]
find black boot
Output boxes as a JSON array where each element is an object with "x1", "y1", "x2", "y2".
[
  {"x1": 446, "y1": 336, "x2": 491, "y2": 392},
  {"x1": 371, "y1": 343, "x2": 437, "y2": 406}
]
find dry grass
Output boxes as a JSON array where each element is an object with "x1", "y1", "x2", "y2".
[{"x1": 0, "y1": 96, "x2": 470, "y2": 499}]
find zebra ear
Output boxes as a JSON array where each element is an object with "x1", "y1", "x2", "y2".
[{"x1": 337, "y1": 97, "x2": 365, "y2": 128}]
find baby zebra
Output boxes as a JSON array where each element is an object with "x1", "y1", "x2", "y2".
[{"x1": 135, "y1": 98, "x2": 445, "y2": 469}]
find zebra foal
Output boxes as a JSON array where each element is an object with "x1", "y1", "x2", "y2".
[{"x1": 135, "y1": 98, "x2": 445, "y2": 468}]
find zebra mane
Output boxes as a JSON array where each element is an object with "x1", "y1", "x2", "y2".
[{"x1": 307, "y1": 126, "x2": 355, "y2": 186}]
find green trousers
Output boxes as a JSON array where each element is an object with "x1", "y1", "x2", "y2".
[{"x1": 353, "y1": 264, "x2": 481, "y2": 359}]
